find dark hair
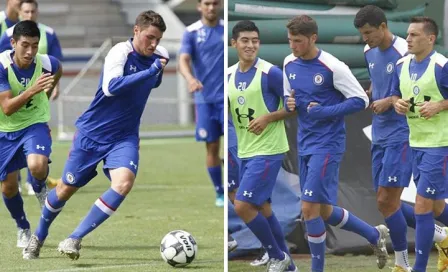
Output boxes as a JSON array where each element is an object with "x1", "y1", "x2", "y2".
[
  {"x1": 354, "y1": 5, "x2": 387, "y2": 28},
  {"x1": 12, "y1": 20, "x2": 40, "y2": 41},
  {"x1": 20, "y1": 0, "x2": 38, "y2": 9},
  {"x1": 286, "y1": 15, "x2": 318, "y2": 37},
  {"x1": 135, "y1": 10, "x2": 166, "y2": 32},
  {"x1": 232, "y1": 20, "x2": 259, "y2": 40},
  {"x1": 411, "y1": 16, "x2": 439, "y2": 38}
]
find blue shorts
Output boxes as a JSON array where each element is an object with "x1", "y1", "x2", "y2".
[
  {"x1": 195, "y1": 102, "x2": 224, "y2": 142},
  {"x1": 299, "y1": 153, "x2": 342, "y2": 205},
  {"x1": 228, "y1": 146, "x2": 240, "y2": 192},
  {"x1": 235, "y1": 154, "x2": 284, "y2": 206},
  {"x1": 413, "y1": 150, "x2": 448, "y2": 200},
  {"x1": 0, "y1": 123, "x2": 52, "y2": 181},
  {"x1": 371, "y1": 142, "x2": 413, "y2": 191},
  {"x1": 61, "y1": 131, "x2": 139, "y2": 187}
]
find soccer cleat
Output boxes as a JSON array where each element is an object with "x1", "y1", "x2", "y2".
[
  {"x1": 18, "y1": 179, "x2": 22, "y2": 194},
  {"x1": 58, "y1": 237, "x2": 82, "y2": 260},
  {"x1": 286, "y1": 262, "x2": 299, "y2": 272},
  {"x1": 23, "y1": 234, "x2": 44, "y2": 259},
  {"x1": 17, "y1": 228, "x2": 31, "y2": 248},
  {"x1": 267, "y1": 252, "x2": 291, "y2": 272},
  {"x1": 435, "y1": 227, "x2": 448, "y2": 272},
  {"x1": 215, "y1": 194, "x2": 224, "y2": 207},
  {"x1": 26, "y1": 182, "x2": 35, "y2": 196},
  {"x1": 35, "y1": 184, "x2": 48, "y2": 209},
  {"x1": 46, "y1": 176, "x2": 58, "y2": 189},
  {"x1": 250, "y1": 248, "x2": 269, "y2": 266},
  {"x1": 228, "y1": 234, "x2": 238, "y2": 252},
  {"x1": 391, "y1": 265, "x2": 411, "y2": 272},
  {"x1": 371, "y1": 224, "x2": 389, "y2": 269}
]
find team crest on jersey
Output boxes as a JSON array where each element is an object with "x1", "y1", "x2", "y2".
[
  {"x1": 197, "y1": 28, "x2": 206, "y2": 43},
  {"x1": 66, "y1": 172, "x2": 75, "y2": 184},
  {"x1": 237, "y1": 96, "x2": 245, "y2": 105},
  {"x1": 386, "y1": 62, "x2": 394, "y2": 74},
  {"x1": 313, "y1": 73, "x2": 324, "y2": 85},
  {"x1": 198, "y1": 128, "x2": 208, "y2": 139},
  {"x1": 413, "y1": 86, "x2": 420, "y2": 95}
]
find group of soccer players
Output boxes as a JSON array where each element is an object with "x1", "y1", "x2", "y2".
[{"x1": 228, "y1": 4, "x2": 448, "y2": 272}]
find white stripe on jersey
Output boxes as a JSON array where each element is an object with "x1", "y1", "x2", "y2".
[
  {"x1": 186, "y1": 20, "x2": 203, "y2": 32},
  {"x1": 94, "y1": 198, "x2": 115, "y2": 216},
  {"x1": 102, "y1": 40, "x2": 133, "y2": 97},
  {"x1": 392, "y1": 36, "x2": 407, "y2": 57},
  {"x1": 40, "y1": 54, "x2": 52, "y2": 72},
  {"x1": 283, "y1": 53, "x2": 297, "y2": 96}
]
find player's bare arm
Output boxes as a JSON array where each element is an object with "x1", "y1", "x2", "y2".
[
  {"x1": 392, "y1": 95, "x2": 409, "y2": 115},
  {"x1": 248, "y1": 108, "x2": 295, "y2": 135},
  {"x1": 371, "y1": 97, "x2": 393, "y2": 114},
  {"x1": 418, "y1": 99, "x2": 448, "y2": 119},
  {"x1": 178, "y1": 53, "x2": 203, "y2": 93},
  {"x1": 45, "y1": 63, "x2": 63, "y2": 99}
]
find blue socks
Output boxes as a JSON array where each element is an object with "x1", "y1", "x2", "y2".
[
  {"x1": 246, "y1": 212, "x2": 284, "y2": 260},
  {"x1": 413, "y1": 212, "x2": 435, "y2": 272},
  {"x1": 28, "y1": 167, "x2": 48, "y2": 193},
  {"x1": 385, "y1": 209, "x2": 408, "y2": 251},
  {"x1": 69, "y1": 188, "x2": 125, "y2": 239},
  {"x1": 401, "y1": 202, "x2": 416, "y2": 229},
  {"x1": 35, "y1": 189, "x2": 66, "y2": 241},
  {"x1": 207, "y1": 166, "x2": 224, "y2": 195},
  {"x1": 267, "y1": 214, "x2": 296, "y2": 270},
  {"x1": 305, "y1": 217, "x2": 326, "y2": 272},
  {"x1": 3, "y1": 192, "x2": 30, "y2": 229}
]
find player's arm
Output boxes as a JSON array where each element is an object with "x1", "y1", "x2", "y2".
[
  {"x1": 308, "y1": 61, "x2": 369, "y2": 120},
  {"x1": 45, "y1": 62, "x2": 62, "y2": 99},
  {"x1": 0, "y1": 33, "x2": 11, "y2": 52},
  {"x1": 418, "y1": 61, "x2": 448, "y2": 118},
  {"x1": 390, "y1": 62, "x2": 409, "y2": 115},
  {"x1": 178, "y1": 31, "x2": 202, "y2": 92},
  {"x1": 283, "y1": 59, "x2": 298, "y2": 112}
]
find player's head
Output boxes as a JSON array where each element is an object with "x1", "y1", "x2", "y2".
[
  {"x1": 286, "y1": 15, "x2": 318, "y2": 58},
  {"x1": 19, "y1": 0, "x2": 38, "y2": 22},
  {"x1": 133, "y1": 10, "x2": 166, "y2": 57},
  {"x1": 11, "y1": 20, "x2": 40, "y2": 65},
  {"x1": 354, "y1": 5, "x2": 388, "y2": 48},
  {"x1": 406, "y1": 16, "x2": 438, "y2": 55},
  {"x1": 231, "y1": 20, "x2": 260, "y2": 63},
  {"x1": 197, "y1": 0, "x2": 220, "y2": 23},
  {"x1": 7, "y1": 0, "x2": 21, "y2": 13}
]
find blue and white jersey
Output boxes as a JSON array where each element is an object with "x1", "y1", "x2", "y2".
[
  {"x1": 75, "y1": 39, "x2": 169, "y2": 144},
  {"x1": 283, "y1": 50, "x2": 369, "y2": 155},
  {"x1": 180, "y1": 19, "x2": 224, "y2": 104},
  {"x1": 365, "y1": 35, "x2": 408, "y2": 145}
]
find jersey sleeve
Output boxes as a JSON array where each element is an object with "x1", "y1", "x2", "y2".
[
  {"x1": 438, "y1": 62, "x2": 448, "y2": 99},
  {"x1": 333, "y1": 60, "x2": 369, "y2": 108},
  {"x1": 48, "y1": 55, "x2": 60, "y2": 74},
  {"x1": 0, "y1": 32, "x2": 11, "y2": 53},
  {"x1": 179, "y1": 30, "x2": 194, "y2": 56},
  {"x1": 389, "y1": 62, "x2": 402, "y2": 97},
  {"x1": 0, "y1": 64, "x2": 11, "y2": 93},
  {"x1": 267, "y1": 65, "x2": 284, "y2": 98},
  {"x1": 47, "y1": 32, "x2": 63, "y2": 61}
]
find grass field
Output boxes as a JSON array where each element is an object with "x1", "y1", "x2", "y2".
[
  {"x1": 0, "y1": 138, "x2": 224, "y2": 272},
  {"x1": 229, "y1": 252, "x2": 441, "y2": 271}
]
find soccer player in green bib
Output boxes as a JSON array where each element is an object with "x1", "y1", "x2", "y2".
[
  {"x1": 392, "y1": 17, "x2": 448, "y2": 272},
  {"x1": 0, "y1": 20, "x2": 61, "y2": 248},
  {"x1": 228, "y1": 20, "x2": 296, "y2": 272},
  {"x1": 0, "y1": 0, "x2": 20, "y2": 36}
]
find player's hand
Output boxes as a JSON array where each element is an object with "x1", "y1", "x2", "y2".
[
  {"x1": 365, "y1": 89, "x2": 372, "y2": 99},
  {"x1": 187, "y1": 78, "x2": 203, "y2": 93},
  {"x1": 307, "y1": 102, "x2": 319, "y2": 113},
  {"x1": 394, "y1": 99, "x2": 410, "y2": 115},
  {"x1": 371, "y1": 98, "x2": 392, "y2": 114},
  {"x1": 159, "y1": 58, "x2": 167, "y2": 69},
  {"x1": 418, "y1": 101, "x2": 442, "y2": 119},
  {"x1": 247, "y1": 115, "x2": 269, "y2": 135},
  {"x1": 30, "y1": 73, "x2": 54, "y2": 95},
  {"x1": 286, "y1": 89, "x2": 296, "y2": 112}
]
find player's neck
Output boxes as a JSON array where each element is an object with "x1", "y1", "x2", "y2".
[
  {"x1": 238, "y1": 58, "x2": 256, "y2": 73},
  {"x1": 414, "y1": 47, "x2": 434, "y2": 63},
  {"x1": 201, "y1": 17, "x2": 219, "y2": 27},
  {"x1": 378, "y1": 31, "x2": 394, "y2": 51},
  {"x1": 5, "y1": 6, "x2": 19, "y2": 21},
  {"x1": 300, "y1": 46, "x2": 319, "y2": 60},
  {"x1": 13, "y1": 55, "x2": 32, "y2": 69}
]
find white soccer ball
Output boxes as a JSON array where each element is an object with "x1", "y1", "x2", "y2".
[{"x1": 160, "y1": 230, "x2": 198, "y2": 267}]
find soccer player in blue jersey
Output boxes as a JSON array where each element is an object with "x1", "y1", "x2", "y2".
[
  {"x1": 0, "y1": 20, "x2": 61, "y2": 248},
  {"x1": 0, "y1": 0, "x2": 20, "y2": 36},
  {"x1": 391, "y1": 17, "x2": 448, "y2": 272},
  {"x1": 178, "y1": 0, "x2": 224, "y2": 207},
  {"x1": 284, "y1": 15, "x2": 389, "y2": 271},
  {"x1": 228, "y1": 117, "x2": 239, "y2": 253},
  {"x1": 22, "y1": 10, "x2": 168, "y2": 260},
  {"x1": 355, "y1": 6, "x2": 448, "y2": 271}
]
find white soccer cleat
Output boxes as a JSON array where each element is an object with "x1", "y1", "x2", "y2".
[
  {"x1": 23, "y1": 234, "x2": 44, "y2": 259},
  {"x1": 17, "y1": 228, "x2": 31, "y2": 248},
  {"x1": 371, "y1": 224, "x2": 389, "y2": 269},
  {"x1": 228, "y1": 234, "x2": 238, "y2": 252},
  {"x1": 267, "y1": 252, "x2": 291, "y2": 272},
  {"x1": 35, "y1": 184, "x2": 48, "y2": 208},
  {"x1": 27, "y1": 183, "x2": 35, "y2": 196},
  {"x1": 58, "y1": 237, "x2": 82, "y2": 260},
  {"x1": 250, "y1": 249, "x2": 269, "y2": 266}
]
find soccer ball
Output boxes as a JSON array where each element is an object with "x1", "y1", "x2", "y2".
[{"x1": 160, "y1": 230, "x2": 198, "y2": 267}]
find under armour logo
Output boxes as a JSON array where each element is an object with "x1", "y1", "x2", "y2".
[
  {"x1": 235, "y1": 108, "x2": 255, "y2": 123},
  {"x1": 267, "y1": 245, "x2": 272, "y2": 249},
  {"x1": 441, "y1": 247, "x2": 448, "y2": 258},
  {"x1": 409, "y1": 96, "x2": 431, "y2": 113},
  {"x1": 228, "y1": 180, "x2": 236, "y2": 187},
  {"x1": 243, "y1": 191, "x2": 252, "y2": 198},
  {"x1": 41, "y1": 215, "x2": 49, "y2": 222},
  {"x1": 369, "y1": 63, "x2": 374, "y2": 69},
  {"x1": 417, "y1": 249, "x2": 423, "y2": 255},
  {"x1": 36, "y1": 145, "x2": 45, "y2": 150},
  {"x1": 426, "y1": 187, "x2": 436, "y2": 195},
  {"x1": 289, "y1": 73, "x2": 296, "y2": 80},
  {"x1": 311, "y1": 254, "x2": 321, "y2": 259},
  {"x1": 91, "y1": 223, "x2": 96, "y2": 228},
  {"x1": 304, "y1": 190, "x2": 313, "y2": 196},
  {"x1": 388, "y1": 176, "x2": 397, "y2": 183},
  {"x1": 130, "y1": 161, "x2": 138, "y2": 170}
]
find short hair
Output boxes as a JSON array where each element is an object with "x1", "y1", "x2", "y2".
[
  {"x1": 286, "y1": 15, "x2": 318, "y2": 37},
  {"x1": 135, "y1": 10, "x2": 166, "y2": 32},
  {"x1": 20, "y1": 0, "x2": 38, "y2": 9},
  {"x1": 354, "y1": 5, "x2": 387, "y2": 28},
  {"x1": 12, "y1": 20, "x2": 40, "y2": 41},
  {"x1": 232, "y1": 20, "x2": 259, "y2": 40},
  {"x1": 410, "y1": 16, "x2": 439, "y2": 38}
]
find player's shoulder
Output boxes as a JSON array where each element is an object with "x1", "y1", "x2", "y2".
[
  {"x1": 363, "y1": 44, "x2": 371, "y2": 53},
  {"x1": 391, "y1": 35, "x2": 407, "y2": 57},
  {"x1": 38, "y1": 23, "x2": 55, "y2": 35},
  {"x1": 186, "y1": 20, "x2": 203, "y2": 33},
  {"x1": 227, "y1": 63, "x2": 238, "y2": 75},
  {"x1": 257, "y1": 58, "x2": 281, "y2": 76},
  {"x1": 37, "y1": 53, "x2": 59, "y2": 72},
  {"x1": 283, "y1": 53, "x2": 297, "y2": 67},
  {"x1": 154, "y1": 45, "x2": 169, "y2": 60},
  {"x1": 4, "y1": 24, "x2": 14, "y2": 37},
  {"x1": 108, "y1": 40, "x2": 134, "y2": 58},
  {"x1": 0, "y1": 50, "x2": 12, "y2": 69},
  {"x1": 318, "y1": 50, "x2": 346, "y2": 72},
  {"x1": 432, "y1": 51, "x2": 448, "y2": 68},
  {"x1": 396, "y1": 54, "x2": 412, "y2": 66}
]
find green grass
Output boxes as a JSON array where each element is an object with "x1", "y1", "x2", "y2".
[
  {"x1": 0, "y1": 138, "x2": 224, "y2": 272},
  {"x1": 229, "y1": 252, "x2": 441, "y2": 271}
]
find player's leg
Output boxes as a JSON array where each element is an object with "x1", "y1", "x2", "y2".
[
  {"x1": 58, "y1": 136, "x2": 139, "y2": 260},
  {"x1": 25, "y1": 168, "x2": 35, "y2": 195},
  {"x1": 195, "y1": 103, "x2": 224, "y2": 206},
  {"x1": 234, "y1": 156, "x2": 291, "y2": 271},
  {"x1": 228, "y1": 145, "x2": 239, "y2": 252}
]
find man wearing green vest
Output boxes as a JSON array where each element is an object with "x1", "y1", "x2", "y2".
[
  {"x1": 392, "y1": 17, "x2": 448, "y2": 272},
  {"x1": 0, "y1": 0, "x2": 20, "y2": 37},
  {"x1": 0, "y1": 20, "x2": 62, "y2": 248},
  {"x1": 228, "y1": 20, "x2": 296, "y2": 272}
]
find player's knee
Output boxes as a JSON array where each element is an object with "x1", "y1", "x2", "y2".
[
  {"x1": 228, "y1": 191, "x2": 236, "y2": 204},
  {"x1": 433, "y1": 200, "x2": 446, "y2": 217},
  {"x1": 55, "y1": 181, "x2": 77, "y2": 201},
  {"x1": 28, "y1": 161, "x2": 48, "y2": 180},
  {"x1": 1, "y1": 181, "x2": 19, "y2": 198},
  {"x1": 301, "y1": 202, "x2": 319, "y2": 220},
  {"x1": 414, "y1": 194, "x2": 433, "y2": 214},
  {"x1": 111, "y1": 179, "x2": 134, "y2": 196},
  {"x1": 234, "y1": 201, "x2": 256, "y2": 221}
]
